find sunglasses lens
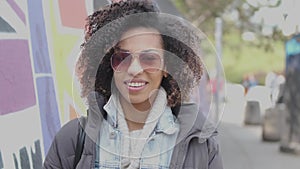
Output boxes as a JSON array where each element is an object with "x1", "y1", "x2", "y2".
[
  {"x1": 111, "y1": 52, "x2": 132, "y2": 71},
  {"x1": 139, "y1": 52, "x2": 162, "y2": 72}
]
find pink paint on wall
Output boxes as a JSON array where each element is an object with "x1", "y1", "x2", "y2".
[
  {"x1": 7, "y1": 0, "x2": 26, "y2": 24},
  {"x1": 58, "y1": 0, "x2": 87, "y2": 29},
  {"x1": 0, "y1": 40, "x2": 36, "y2": 115}
]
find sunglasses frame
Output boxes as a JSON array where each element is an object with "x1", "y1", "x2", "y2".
[{"x1": 110, "y1": 48, "x2": 164, "y2": 73}]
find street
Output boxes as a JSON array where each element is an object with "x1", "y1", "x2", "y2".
[
  {"x1": 219, "y1": 122, "x2": 300, "y2": 169},
  {"x1": 218, "y1": 84, "x2": 300, "y2": 169}
]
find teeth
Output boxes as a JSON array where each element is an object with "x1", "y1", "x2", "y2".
[{"x1": 127, "y1": 82, "x2": 146, "y2": 87}]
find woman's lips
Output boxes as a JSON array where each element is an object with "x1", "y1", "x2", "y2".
[{"x1": 124, "y1": 80, "x2": 148, "y2": 92}]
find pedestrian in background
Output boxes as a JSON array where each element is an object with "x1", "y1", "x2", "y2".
[{"x1": 43, "y1": 0, "x2": 223, "y2": 168}]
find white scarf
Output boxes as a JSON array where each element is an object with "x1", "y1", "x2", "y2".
[{"x1": 115, "y1": 87, "x2": 167, "y2": 169}]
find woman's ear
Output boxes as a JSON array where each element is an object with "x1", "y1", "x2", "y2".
[
  {"x1": 162, "y1": 64, "x2": 168, "y2": 77},
  {"x1": 163, "y1": 71, "x2": 168, "y2": 78}
]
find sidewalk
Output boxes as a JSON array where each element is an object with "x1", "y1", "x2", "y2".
[
  {"x1": 219, "y1": 122, "x2": 300, "y2": 169},
  {"x1": 217, "y1": 83, "x2": 300, "y2": 169}
]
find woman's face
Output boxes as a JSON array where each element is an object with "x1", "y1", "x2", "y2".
[{"x1": 113, "y1": 27, "x2": 165, "y2": 110}]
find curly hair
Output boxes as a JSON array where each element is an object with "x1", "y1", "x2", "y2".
[{"x1": 76, "y1": 0, "x2": 203, "y2": 112}]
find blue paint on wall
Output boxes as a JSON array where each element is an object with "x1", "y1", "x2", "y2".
[
  {"x1": 36, "y1": 77, "x2": 61, "y2": 154},
  {"x1": 27, "y1": 0, "x2": 52, "y2": 73}
]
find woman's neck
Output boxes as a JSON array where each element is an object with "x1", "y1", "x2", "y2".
[
  {"x1": 119, "y1": 98, "x2": 149, "y2": 131},
  {"x1": 119, "y1": 94, "x2": 160, "y2": 131}
]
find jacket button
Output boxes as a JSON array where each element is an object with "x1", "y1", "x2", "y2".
[{"x1": 109, "y1": 131, "x2": 116, "y2": 139}]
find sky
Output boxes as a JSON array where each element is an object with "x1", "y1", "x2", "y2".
[{"x1": 248, "y1": 0, "x2": 300, "y2": 36}]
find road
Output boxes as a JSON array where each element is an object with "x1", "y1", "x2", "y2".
[{"x1": 218, "y1": 84, "x2": 300, "y2": 169}]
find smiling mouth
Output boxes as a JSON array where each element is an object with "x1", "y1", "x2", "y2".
[{"x1": 125, "y1": 81, "x2": 148, "y2": 88}]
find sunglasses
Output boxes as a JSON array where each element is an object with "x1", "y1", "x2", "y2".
[{"x1": 111, "y1": 49, "x2": 164, "y2": 73}]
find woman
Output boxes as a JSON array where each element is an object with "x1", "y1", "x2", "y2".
[{"x1": 43, "y1": 0, "x2": 223, "y2": 168}]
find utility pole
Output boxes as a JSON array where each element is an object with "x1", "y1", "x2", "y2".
[{"x1": 214, "y1": 17, "x2": 223, "y2": 118}]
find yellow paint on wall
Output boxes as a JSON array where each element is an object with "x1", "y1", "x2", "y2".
[{"x1": 48, "y1": 0, "x2": 86, "y2": 124}]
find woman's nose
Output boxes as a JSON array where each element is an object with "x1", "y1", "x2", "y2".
[{"x1": 127, "y1": 56, "x2": 143, "y2": 75}]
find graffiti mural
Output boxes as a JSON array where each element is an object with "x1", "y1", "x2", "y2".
[
  {"x1": 12, "y1": 140, "x2": 42, "y2": 169},
  {"x1": 0, "y1": 0, "x2": 103, "y2": 168},
  {"x1": 0, "y1": 1, "x2": 191, "y2": 168}
]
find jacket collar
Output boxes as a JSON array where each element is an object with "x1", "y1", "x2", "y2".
[
  {"x1": 84, "y1": 91, "x2": 107, "y2": 143},
  {"x1": 176, "y1": 103, "x2": 216, "y2": 143}
]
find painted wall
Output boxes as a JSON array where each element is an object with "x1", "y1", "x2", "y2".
[
  {"x1": 0, "y1": 1, "x2": 99, "y2": 168},
  {"x1": 0, "y1": 1, "x2": 208, "y2": 168}
]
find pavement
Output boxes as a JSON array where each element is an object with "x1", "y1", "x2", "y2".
[{"x1": 218, "y1": 83, "x2": 300, "y2": 169}]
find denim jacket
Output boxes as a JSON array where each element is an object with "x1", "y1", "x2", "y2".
[{"x1": 96, "y1": 92, "x2": 179, "y2": 169}]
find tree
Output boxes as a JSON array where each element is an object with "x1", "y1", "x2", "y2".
[
  {"x1": 172, "y1": 0, "x2": 286, "y2": 83},
  {"x1": 172, "y1": 0, "x2": 286, "y2": 47}
]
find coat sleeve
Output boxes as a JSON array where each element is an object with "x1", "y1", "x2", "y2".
[
  {"x1": 180, "y1": 132, "x2": 223, "y2": 169},
  {"x1": 207, "y1": 134, "x2": 224, "y2": 169},
  {"x1": 43, "y1": 119, "x2": 81, "y2": 169}
]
